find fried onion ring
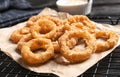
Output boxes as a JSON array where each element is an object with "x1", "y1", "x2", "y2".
[
  {"x1": 65, "y1": 15, "x2": 96, "y2": 33},
  {"x1": 26, "y1": 15, "x2": 49, "y2": 27},
  {"x1": 26, "y1": 14, "x2": 63, "y2": 27},
  {"x1": 59, "y1": 30, "x2": 96, "y2": 63},
  {"x1": 95, "y1": 30, "x2": 119, "y2": 52},
  {"x1": 31, "y1": 19, "x2": 57, "y2": 39},
  {"x1": 10, "y1": 27, "x2": 30, "y2": 43},
  {"x1": 67, "y1": 15, "x2": 95, "y2": 28},
  {"x1": 21, "y1": 38, "x2": 54, "y2": 65}
]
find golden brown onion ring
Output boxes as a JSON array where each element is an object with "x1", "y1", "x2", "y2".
[
  {"x1": 10, "y1": 27, "x2": 30, "y2": 43},
  {"x1": 67, "y1": 15, "x2": 95, "y2": 28},
  {"x1": 21, "y1": 38, "x2": 54, "y2": 65},
  {"x1": 65, "y1": 15, "x2": 96, "y2": 33},
  {"x1": 26, "y1": 14, "x2": 63, "y2": 27},
  {"x1": 95, "y1": 30, "x2": 119, "y2": 52},
  {"x1": 58, "y1": 30, "x2": 96, "y2": 63},
  {"x1": 31, "y1": 19, "x2": 57, "y2": 39}
]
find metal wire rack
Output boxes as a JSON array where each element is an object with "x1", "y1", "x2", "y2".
[{"x1": 0, "y1": 15, "x2": 120, "y2": 77}]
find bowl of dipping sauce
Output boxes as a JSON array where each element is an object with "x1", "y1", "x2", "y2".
[{"x1": 56, "y1": 0, "x2": 93, "y2": 15}]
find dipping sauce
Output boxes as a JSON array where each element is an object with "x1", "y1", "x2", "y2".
[
  {"x1": 56, "y1": 0, "x2": 92, "y2": 15},
  {"x1": 57, "y1": 0, "x2": 88, "y2": 6}
]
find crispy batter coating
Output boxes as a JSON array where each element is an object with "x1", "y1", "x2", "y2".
[
  {"x1": 21, "y1": 38, "x2": 54, "y2": 65},
  {"x1": 26, "y1": 14, "x2": 63, "y2": 27},
  {"x1": 17, "y1": 34, "x2": 33, "y2": 50},
  {"x1": 95, "y1": 30, "x2": 119, "y2": 52},
  {"x1": 65, "y1": 15, "x2": 96, "y2": 33},
  {"x1": 10, "y1": 27, "x2": 30, "y2": 43},
  {"x1": 59, "y1": 30, "x2": 96, "y2": 63},
  {"x1": 30, "y1": 18, "x2": 57, "y2": 39},
  {"x1": 52, "y1": 41, "x2": 60, "y2": 53}
]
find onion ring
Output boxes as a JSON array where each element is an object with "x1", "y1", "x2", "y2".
[
  {"x1": 26, "y1": 14, "x2": 63, "y2": 27},
  {"x1": 65, "y1": 15, "x2": 96, "y2": 33},
  {"x1": 58, "y1": 30, "x2": 96, "y2": 63},
  {"x1": 26, "y1": 15, "x2": 49, "y2": 27},
  {"x1": 95, "y1": 30, "x2": 119, "y2": 52},
  {"x1": 30, "y1": 18, "x2": 57, "y2": 39},
  {"x1": 21, "y1": 38, "x2": 54, "y2": 65},
  {"x1": 10, "y1": 27, "x2": 30, "y2": 43}
]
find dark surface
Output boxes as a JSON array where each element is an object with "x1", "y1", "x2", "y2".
[{"x1": 0, "y1": 0, "x2": 120, "y2": 77}]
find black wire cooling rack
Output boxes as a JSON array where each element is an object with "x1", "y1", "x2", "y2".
[{"x1": 0, "y1": 15, "x2": 120, "y2": 77}]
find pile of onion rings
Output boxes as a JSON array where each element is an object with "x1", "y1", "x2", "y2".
[{"x1": 10, "y1": 14, "x2": 119, "y2": 65}]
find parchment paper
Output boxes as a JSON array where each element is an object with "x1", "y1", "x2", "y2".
[{"x1": 0, "y1": 8, "x2": 120, "y2": 77}]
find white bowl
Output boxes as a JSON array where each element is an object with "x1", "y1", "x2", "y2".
[{"x1": 56, "y1": 0, "x2": 93, "y2": 15}]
